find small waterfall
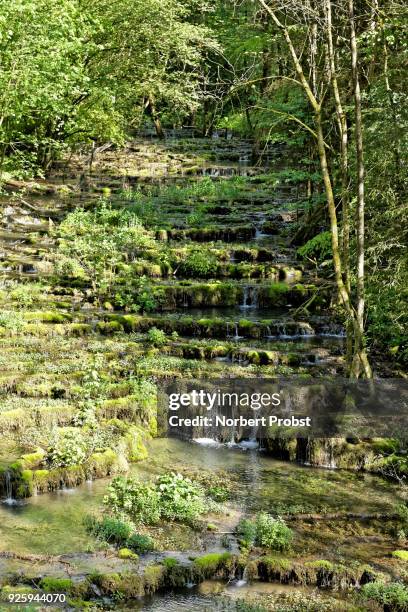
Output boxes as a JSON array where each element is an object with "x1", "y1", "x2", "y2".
[
  {"x1": 234, "y1": 565, "x2": 249, "y2": 587},
  {"x1": 241, "y1": 286, "x2": 249, "y2": 309},
  {"x1": 240, "y1": 286, "x2": 258, "y2": 309},
  {"x1": 233, "y1": 322, "x2": 242, "y2": 341},
  {"x1": 226, "y1": 321, "x2": 242, "y2": 340},
  {"x1": 2, "y1": 469, "x2": 17, "y2": 506},
  {"x1": 254, "y1": 214, "x2": 268, "y2": 240},
  {"x1": 182, "y1": 290, "x2": 188, "y2": 308}
]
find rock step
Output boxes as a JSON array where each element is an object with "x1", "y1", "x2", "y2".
[
  {"x1": 164, "y1": 341, "x2": 340, "y2": 367},
  {"x1": 100, "y1": 313, "x2": 344, "y2": 340}
]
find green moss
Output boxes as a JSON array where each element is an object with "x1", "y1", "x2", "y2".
[
  {"x1": 125, "y1": 430, "x2": 148, "y2": 462},
  {"x1": 305, "y1": 559, "x2": 335, "y2": 571},
  {"x1": 88, "y1": 448, "x2": 125, "y2": 477},
  {"x1": 193, "y1": 552, "x2": 232, "y2": 575},
  {"x1": 20, "y1": 448, "x2": 46, "y2": 469},
  {"x1": 392, "y1": 550, "x2": 408, "y2": 561},
  {"x1": 118, "y1": 548, "x2": 139, "y2": 560},
  {"x1": 97, "y1": 321, "x2": 123, "y2": 334},
  {"x1": 371, "y1": 438, "x2": 400, "y2": 454},
  {"x1": 143, "y1": 565, "x2": 165, "y2": 594},
  {"x1": 40, "y1": 577, "x2": 74, "y2": 593},
  {"x1": 23, "y1": 311, "x2": 71, "y2": 324},
  {"x1": 162, "y1": 557, "x2": 179, "y2": 569},
  {"x1": 70, "y1": 323, "x2": 93, "y2": 336},
  {"x1": 33, "y1": 469, "x2": 50, "y2": 492},
  {"x1": 261, "y1": 557, "x2": 292, "y2": 572},
  {"x1": 1, "y1": 585, "x2": 37, "y2": 596}
]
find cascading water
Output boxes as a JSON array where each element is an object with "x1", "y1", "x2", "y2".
[
  {"x1": 234, "y1": 565, "x2": 249, "y2": 587},
  {"x1": 233, "y1": 322, "x2": 243, "y2": 341},
  {"x1": 182, "y1": 290, "x2": 188, "y2": 308},
  {"x1": 240, "y1": 286, "x2": 258, "y2": 310},
  {"x1": 2, "y1": 469, "x2": 17, "y2": 506}
]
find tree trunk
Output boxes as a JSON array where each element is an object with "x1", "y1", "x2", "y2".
[
  {"x1": 325, "y1": 0, "x2": 353, "y2": 365},
  {"x1": 146, "y1": 95, "x2": 165, "y2": 139},
  {"x1": 348, "y1": 0, "x2": 372, "y2": 378}
]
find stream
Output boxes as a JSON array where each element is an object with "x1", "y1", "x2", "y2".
[
  {"x1": 0, "y1": 438, "x2": 402, "y2": 563},
  {"x1": 0, "y1": 134, "x2": 404, "y2": 609}
]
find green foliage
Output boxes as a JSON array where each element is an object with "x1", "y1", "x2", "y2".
[
  {"x1": 0, "y1": 0, "x2": 218, "y2": 176},
  {"x1": 9, "y1": 283, "x2": 46, "y2": 308},
  {"x1": 360, "y1": 581, "x2": 408, "y2": 607},
  {"x1": 254, "y1": 513, "x2": 293, "y2": 551},
  {"x1": 47, "y1": 428, "x2": 87, "y2": 468},
  {"x1": 105, "y1": 476, "x2": 161, "y2": 525},
  {"x1": 236, "y1": 513, "x2": 293, "y2": 551},
  {"x1": 236, "y1": 518, "x2": 257, "y2": 547},
  {"x1": 55, "y1": 204, "x2": 158, "y2": 306},
  {"x1": 156, "y1": 472, "x2": 205, "y2": 521},
  {"x1": 115, "y1": 276, "x2": 159, "y2": 314},
  {"x1": 297, "y1": 232, "x2": 332, "y2": 264},
  {"x1": 146, "y1": 327, "x2": 167, "y2": 348},
  {"x1": 104, "y1": 472, "x2": 206, "y2": 525},
  {"x1": 126, "y1": 533, "x2": 154, "y2": 554},
  {"x1": 179, "y1": 249, "x2": 218, "y2": 278},
  {"x1": 0, "y1": 311, "x2": 25, "y2": 332},
  {"x1": 207, "y1": 485, "x2": 229, "y2": 502},
  {"x1": 85, "y1": 515, "x2": 132, "y2": 545}
]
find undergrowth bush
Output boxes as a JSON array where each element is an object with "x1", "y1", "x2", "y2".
[
  {"x1": 85, "y1": 515, "x2": 132, "y2": 544},
  {"x1": 179, "y1": 249, "x2": 218, "y2": 278},
  {"x1": 255, "y1": 513, "x2": 293, "y2": 551},
  {"x1": 360, "y1": 581, "x2": 408, "y2": 608},
  {"x1": 104, "y1": 472, "x2": 206, "y2": 525},
  {"x1": 147, "y1": 327, "x2": 167, "y2": 348},
  {"x1": 236, "y1": 513, "x2": 293, "y2": 552},
  {"x1": 126, "y1": 533, "x2": 154, "y2": 554},
  {"x1": 297, "y1": 231, "x2": 332, "y2": 264}
]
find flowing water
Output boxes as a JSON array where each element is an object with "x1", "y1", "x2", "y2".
[{"x1": 0, "y1": 438, "x2": 401, "y2": 557}]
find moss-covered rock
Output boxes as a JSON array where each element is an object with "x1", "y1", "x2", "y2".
[{"x1": 118, "y1": 548, "x2": 139, "y2": 560}]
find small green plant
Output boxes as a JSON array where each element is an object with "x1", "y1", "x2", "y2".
[
  {"x1": 47, "y1": 428, "x2": 87, "y2": 468},
  {"x1": 147, "y1": 327, "x2": 167, "y2": 347},
  {"x1": 180, "y1": 249, "x2": 217, "y2": 278},
  {"x1": 236, "y1": 518, "x2": 257, "y2": 548},
  {"x1": 10, "y1": 283, "x2": 45, "y2": 308},
  {"x1": 126, "y1": 533, "x2": 154, "y2": 554},
  {"x1": 85, "y1": 515, "x2": 132, "y2": 545},
  {"x1": 255, "y1": 512, "x2": 293, "y2": 551},
  {"x1": 105, "y1": 476, "x2": 161, "y2": 525},
  {"x1": 0, "y1": 311, "x2": 25, "y2": 331},
  {"x1": 156, "y1": 472, "x2": 205, "y2": 522},
  {"x1": 162, "y1": 557, "x2": 178, "y2": 569},
  {"x1": 104, "y1": 472, "x2": 205, "y2": 525},
  {"x1": 297, "y1": 231, "x2": 332, "y2": 264},
  {"x1": 208, "y1": 485, "x2": 229, "y2": 502}
]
